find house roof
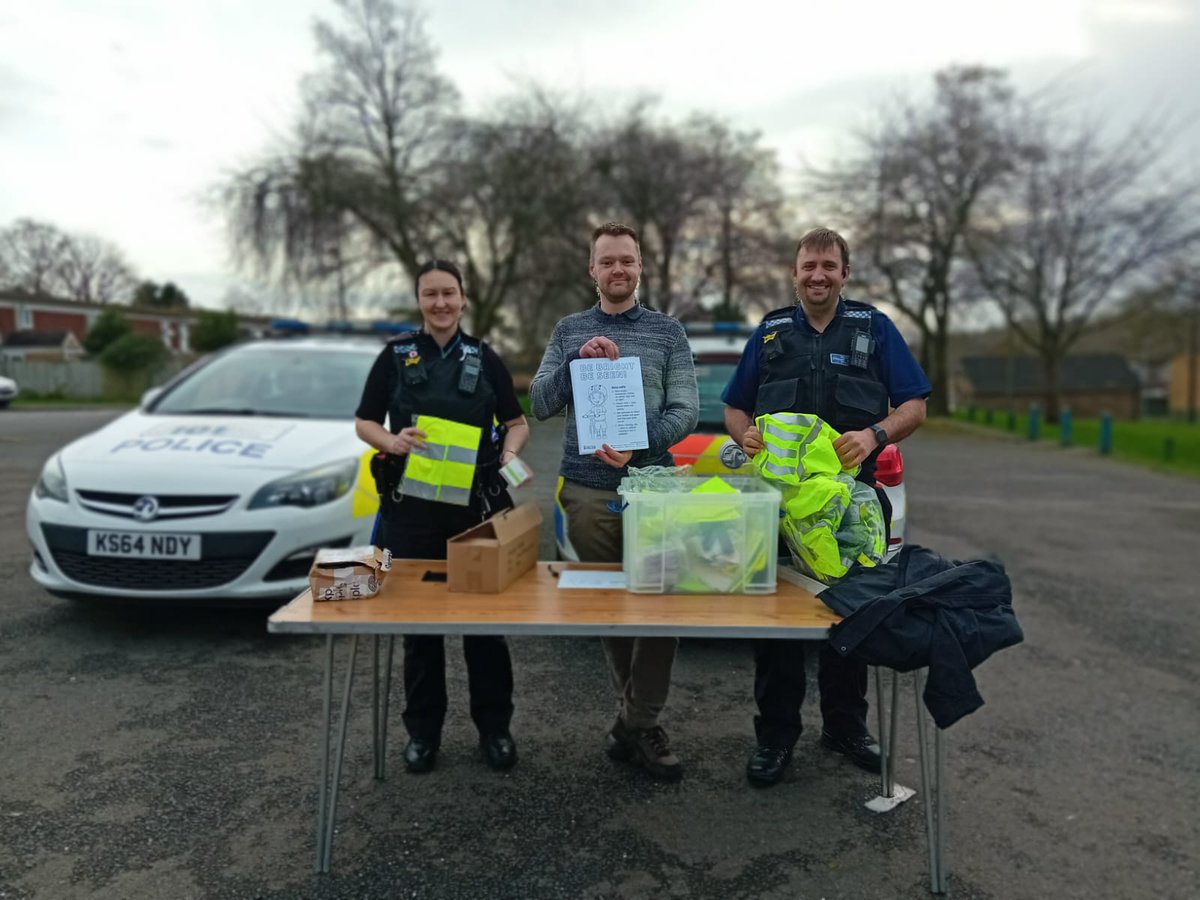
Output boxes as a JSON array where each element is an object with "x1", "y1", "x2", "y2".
[
  {"x1": 2, "y1": 330, "x2": 77, "y2": 348},
  {"x1": 960, "y1": 354, "x2": 1140, "y2": 393}
]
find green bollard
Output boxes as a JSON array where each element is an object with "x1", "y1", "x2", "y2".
[
  {"x1": 985, "y1": 408, "x2": 994, "y2": 425},
  {"x1": 968, "y1": 404, "x2": 976, "y2": 422},
  {"x1": 1007, "y1": 410, "x2": 1016, "y2": 432},
  {"x1": 1028, "y1": 405, "x2": 1040, "y2": 441},
  {"x1": 1098, "y1": 414, "x2": 1112, "y2": 455},
  {"x1": 1059, "y1": 409, "x2": 1073, "y2": 447},
  {"x1": 1164, "y1": 436, "x2": 1175, "y2": 462}
]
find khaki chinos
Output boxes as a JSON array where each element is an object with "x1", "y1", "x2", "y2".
[{"x1": 559, "y1": 478, "x2": 677, "y2": 731}]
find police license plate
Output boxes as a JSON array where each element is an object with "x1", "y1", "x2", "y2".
[{"x1": 87, "y1": 530, "x2": 201, "y2": 560}]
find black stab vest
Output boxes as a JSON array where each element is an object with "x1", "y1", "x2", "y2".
[
  {"x1": 754, "y1": 300, "x2": 889, "y2": 478},
  {"x1": 384, "y1": 331, "x2": 500, "y2": 499}
]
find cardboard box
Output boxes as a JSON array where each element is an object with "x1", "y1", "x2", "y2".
[
  {"x1": 447, "y1": 503, "x2": 542, "y2": 593},
  {"x1": 309, "y1": 545, "x2": 392, "y2": 601}
]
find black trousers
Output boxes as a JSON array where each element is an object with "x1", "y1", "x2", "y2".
[
  {"x1": 752, "y1": 485, "x2": 892, "y2": 749},
  {"x1": 376, "y1": 498, "x2": 514, "y2": 742}
]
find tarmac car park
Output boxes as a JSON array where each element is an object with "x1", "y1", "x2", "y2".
[{"x1": 25, "y1": 337, "x2": 384, "y2": 604}]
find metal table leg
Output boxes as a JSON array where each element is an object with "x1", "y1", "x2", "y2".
[
  {"x1": 913, "y1": 668, "x2": 947, "y2": 894},
  {"x1": 313, "y1": 634, "x2": 359, "y2": 874},
  {"x1": 866, "y1": 667, "x2": 915, "y2": 813},
  {"x1": 373, "y1": 635, "x2": 396, "y2": 781}
]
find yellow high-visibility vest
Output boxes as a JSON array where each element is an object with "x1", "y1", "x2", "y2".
[
  {"x1": 400, "y1": 414, "x2": 483, "y2": 507},
  {"x1": 753, "y1": 412, "x2": 884, "y2": 582}
]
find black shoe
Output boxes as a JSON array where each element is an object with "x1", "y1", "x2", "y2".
[
  {"x1": 480, "y1": 731, "x2": 518, "y2": 771},
  {"x1": 606, "y1": 715, "x2": 635, "y2": 762},
  {"x1": 403, "y1": 737, "x2": 439, "y2": 774},
  {"x1": 746, "y1": 745, "x2": 793, "y2": 787},
  {"x1": 820, "y1": 730, "x2": 882, "y2": 774}
]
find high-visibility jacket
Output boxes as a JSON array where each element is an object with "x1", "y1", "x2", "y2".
[
  {"x1": 385, "y1": 330, "x2": 497, "y2": 509},
  {"x1": 753, "y1": 412, "x2": 885, "y2": 582}
]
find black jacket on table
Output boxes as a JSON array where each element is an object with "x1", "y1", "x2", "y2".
[{"x1": 819, "y1": 545, "x2": 1024, "y2": 729}]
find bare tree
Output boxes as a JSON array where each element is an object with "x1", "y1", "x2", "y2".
[
  {"x1": 590, "y1": 103, "x2": 718, "y2": 316},
  {"x1": 0, "y1": 219, "x2": 71, "y2": 295},
  {"x1": 57, "y1": 235, "x2": 137, "y2": 304},
  {"x1": 0, "y1": 219, "x2": 139, "y2": 304},
  {"x1": 966, "y1": 112, "x2": 1200, "y2": 420},
  {"x1": 218, "y1": 0, "x2": 457, "y2": 313},
  {"x1": 427, "y1": 90, "x2": 597, "y2": 346},
  {"x1": 682, "y1": 117, "x2": 790, "y2": 322},
  {"x1": 810, "y1": 66, "x2": 1023, "y2": 415}
]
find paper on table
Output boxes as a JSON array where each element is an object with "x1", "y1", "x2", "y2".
[
  {"x1": 569, "y1": 357, "x2": 649, "y2": 455},
  {"x1": 557, "y1": 570, "x2": 627, "y2": 590}
]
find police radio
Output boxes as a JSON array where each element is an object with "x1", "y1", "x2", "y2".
[
  {"x1": 851, "y1": 330, "x2": 873, "y2": 368},
  {"x1": 458, "y1": 354, "x2": 481, "y2": 394}
]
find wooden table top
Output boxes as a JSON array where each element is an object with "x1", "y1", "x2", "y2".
[{"x1": 268, "y1": 562, "x2": 840, "y2": 639}]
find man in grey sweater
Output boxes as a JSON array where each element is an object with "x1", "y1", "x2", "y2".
[{"x1": 530, "y1": 222, "x2": 698, "y2": 780}]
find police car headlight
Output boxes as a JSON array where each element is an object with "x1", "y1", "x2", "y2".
[
  {"x1": 248, "y1": 458, "x2": 358, "y2": 509},
  {"x1": 35, "y1": 454, "x2": 69, "y2": 502}
]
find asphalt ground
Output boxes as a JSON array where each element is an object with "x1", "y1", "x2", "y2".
[{"x1": 0, "y1": 410, "x2": 1197, "y2": 899}]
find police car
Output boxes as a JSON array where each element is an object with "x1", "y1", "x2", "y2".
[
  {"x1": 553, "y1": 324, "x2": 907, "y2": 561},
  {"x1": 26, "y1": 337, "x2": 384, "y2": 603}
]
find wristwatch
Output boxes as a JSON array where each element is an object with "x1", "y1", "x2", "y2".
[{"x1": 869, "y1": 424, "x2": 889, "y2": 447}]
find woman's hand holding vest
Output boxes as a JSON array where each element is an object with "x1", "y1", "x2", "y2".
[{"x1": 388, "y1": 426, "x2": 427, "y2": 456}]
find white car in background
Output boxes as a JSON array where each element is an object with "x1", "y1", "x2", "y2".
[
  {"x1": 26, "y1": 338, "x2": 384, "y2": 604},
  {"x1": 0, "y1": 374, "x2": 18, "y2": 408}
]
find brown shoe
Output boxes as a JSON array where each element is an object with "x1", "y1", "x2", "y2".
[{"x1": 628, "y1": 725, "x2": 683, "y2": 781}]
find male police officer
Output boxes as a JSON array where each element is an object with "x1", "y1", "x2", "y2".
[{"x1": 722, "y1": 227, "x2": 930, "y2": 786}]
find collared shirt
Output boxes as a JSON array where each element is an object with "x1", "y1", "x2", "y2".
[{"x1": 594, "y1": 301, "x2": 645, "y2": 322}]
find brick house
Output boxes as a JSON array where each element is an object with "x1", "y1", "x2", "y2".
[
  {"x1": 957, "y1": 354, "x2": 1142, "y2": 419},
  {"x1": 0, "y1": 291, "x2": 196, "y2": 352}
]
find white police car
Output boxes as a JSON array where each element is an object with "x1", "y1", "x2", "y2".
[{"x1": 26, "y1": 338, "x2": 383, "y2": 603}]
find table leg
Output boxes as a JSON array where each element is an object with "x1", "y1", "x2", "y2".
[
  {"x1": 314, "y1": 636, "x2": 334, "y2": 873},
  {"x1": 873, "y1": 667, "x2": 902, "y2": 797},
  {"x1": 313, "y1": 634, "x2": 359, "y2": 874},
  {"x1": 373, "y1": 636, "x2": 396, "y2": 781},
  {"x1": 913, "y1": 668, "x2": 947, "y2": 894},
  {"x1": 866, "y1": 668, "x2": 915, "y2": 814}
]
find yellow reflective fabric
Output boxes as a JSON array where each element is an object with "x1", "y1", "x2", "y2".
[
  {"x1": 752, "y1": 412, "x2": 879, "y2": 582},
  {"x1": 352, "y1": 448, "x2": 381, "y2": 518},
  {"x1": 400, "y1": 415, "x2": 482, "y2": 506}
]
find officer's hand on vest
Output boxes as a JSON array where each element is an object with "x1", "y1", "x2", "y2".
[
  {"x1": 580, "y1": 336, "x2": 620, "y2": 360},
  {"x1": 741, "y1": 426, "x2": 764, "y2": 459},
  {"x1": 832, "y1": 429, "x2": 874, "y2": 469},
  {"x1": 594, "y1": 444, "x2": 633, "y2": 468},
  {"x1": 389, "y1": 426, "x2": 427, "y2": 456}
]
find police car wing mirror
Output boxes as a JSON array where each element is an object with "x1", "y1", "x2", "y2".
[{"x1": 140, "y1": 386, "x2": 164, "y2": 409}]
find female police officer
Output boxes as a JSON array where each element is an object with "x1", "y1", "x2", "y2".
[{"x1": 354, "y1": 259, "x2": 530, "y2": 774}]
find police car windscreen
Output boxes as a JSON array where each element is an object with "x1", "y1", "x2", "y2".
[{"x1": 153, "y1": 348, "x2": 375, "y2": 419}]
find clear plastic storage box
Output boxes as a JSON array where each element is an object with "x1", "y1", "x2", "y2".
[{"x1": 617, "y1": 475, "x2": 780, "y2": 594}]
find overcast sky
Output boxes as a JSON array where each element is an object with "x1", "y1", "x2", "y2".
[{"x1": 1, "y1": 0, "x2": 1196, "y2": 310}]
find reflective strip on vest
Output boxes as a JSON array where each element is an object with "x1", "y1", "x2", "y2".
[{"x1": 400, "y1": 415, "x2": 483, "y2": 506}]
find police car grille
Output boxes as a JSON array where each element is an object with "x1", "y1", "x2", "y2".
[
  {"x1": 76, "y1": 490, "x2": 238, "y2": 520},
  {"x1": 52, "y1": 553, "x2": 257, "y2": 589}
]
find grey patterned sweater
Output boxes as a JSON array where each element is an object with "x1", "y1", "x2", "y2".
[{"x1": 530, "y1": 303, "x2": 699, "y2": 491}]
